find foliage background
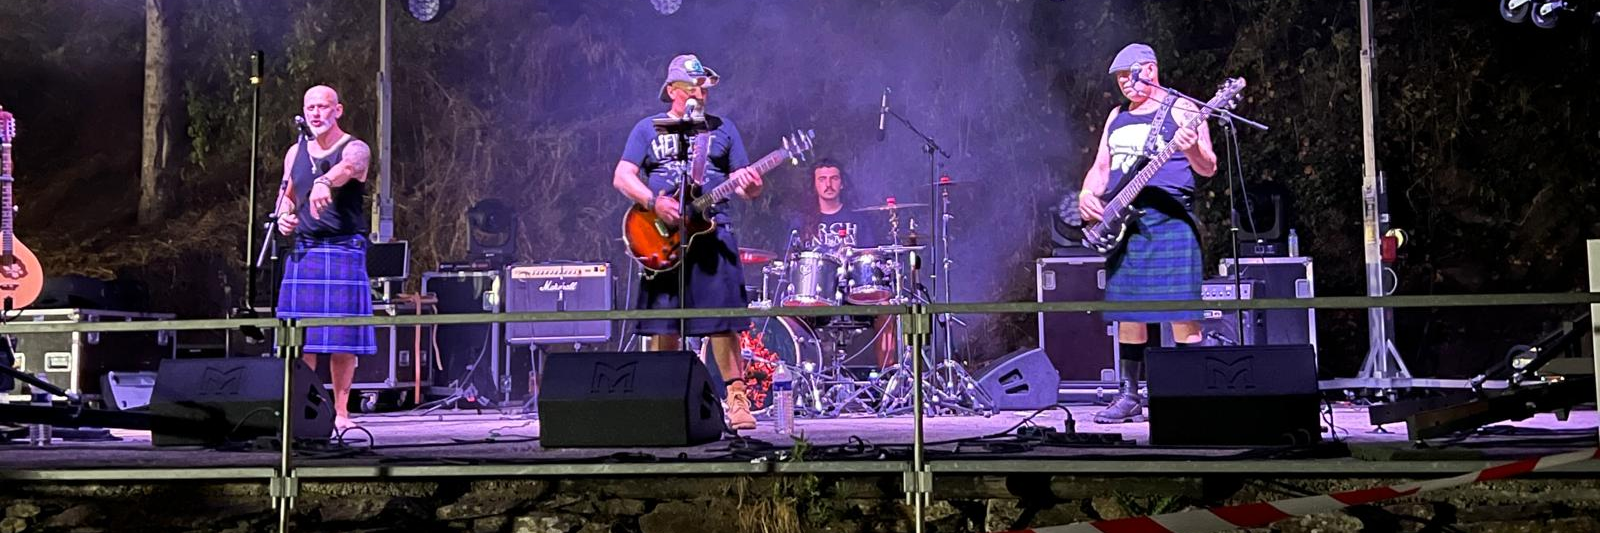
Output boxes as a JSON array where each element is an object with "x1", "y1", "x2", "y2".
[{"x1": 0, "y1": 0, "x2": 1594, "y2": 376}]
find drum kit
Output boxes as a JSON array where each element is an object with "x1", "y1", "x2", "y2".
[{"x1": 738, "y1": 198, "x2": 996, "y2": 418}]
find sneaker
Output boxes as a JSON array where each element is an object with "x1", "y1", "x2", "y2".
[
  {"x1": 725, "y1": 384, "x2": 758, "y2": 431},
  {"x1": 1092, "y1": 392, "x2": 1146, "y2": 424}
]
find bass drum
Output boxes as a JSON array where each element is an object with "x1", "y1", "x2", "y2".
[{"x1": 740, "y1": 316, "x2": 823, "y2": 412}]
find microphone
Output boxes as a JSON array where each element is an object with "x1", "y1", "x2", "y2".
[
  {"x1": 877, "y1": 87, "x2": 889, "y2": 142},
  {"x1": 685, "y1": 98, "x2": 701, "y2": 121},
  {"x1": 294, "y1": 116, "x2": 313, "y2": 139}
]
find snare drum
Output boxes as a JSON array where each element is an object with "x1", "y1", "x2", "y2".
[
  {"x1": 782, "y1": 252, "x2": 841, "y2": 307},
  {"x1": 844, "y1": 250, "x2": 894, "y2": 304}
]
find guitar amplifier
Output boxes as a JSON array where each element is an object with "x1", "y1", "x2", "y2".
[{"x1": 504, "y1": 263, "x2": 613, "y2": 345}]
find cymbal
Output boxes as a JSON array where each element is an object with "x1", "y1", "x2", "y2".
[
  {"x1": 853, "y1": 202, "x2": 930, "y2": 212},
  {"x1": 858, "y1": 244, "x2": 925, "y2": 253},
  {"x1": 737, "y1": 247, "x2": 779, "y2": 264}
]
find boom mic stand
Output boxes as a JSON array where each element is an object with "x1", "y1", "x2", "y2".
[
  {"x1": 880, "y1": 93, "x2": 994, "y2": 415},
  {"x1": 650, "y1": 105, "x2": 710, "y2": 375}
]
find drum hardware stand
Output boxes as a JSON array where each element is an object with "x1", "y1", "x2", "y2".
[{"x1": 881, "y1": 94, "x2": 995, "y2": 416}]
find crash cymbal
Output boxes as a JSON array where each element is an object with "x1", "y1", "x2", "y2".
[
  {"x1": 853, "y1": 201, "x2": 930, "y2": 212},
  {"x1": 737, "y1": 247, "x2": 780, "y2": 264}
]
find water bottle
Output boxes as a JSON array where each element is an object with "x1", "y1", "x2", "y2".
[
  {"x1": 1287, "y1": 229, "x2": 1300, "y2": 257},
  {"x1": 772, "y1": 363, "x2": 795, "y2": 435},
  {"x1": 28, "y1": 373, "x2": 52, "y2": 447}
]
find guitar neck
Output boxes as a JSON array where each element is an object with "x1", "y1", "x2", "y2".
[
  {"x1": 692, "y1": 149, "x2": 788, "y2": 210},
  {"x1": 1, "y1": 142, "x2": 11, "y2": 256}
]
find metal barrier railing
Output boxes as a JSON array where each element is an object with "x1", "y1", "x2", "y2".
[{"x1": 3, "y1": 290, "x2": 1598, "y2": 533}]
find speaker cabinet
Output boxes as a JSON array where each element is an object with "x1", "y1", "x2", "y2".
[
  {"x1": 1220, "y1": 258, "x2": 1317, "y2": 350},
  {"x1": 422, "y1": 270, "x2": 505, "y2": 406},
  {"x1": 538, "y1": 351, "x2": 724, "y2": 447},
  {"x1": 1146, "y1": 344, "x2": 1321, "y2": 446},
  {"x1": 504, "y1": 263, "x2": 613, "y2": 345},
  {"x1": 976, "y1": 348, "x2": 1061, "y2": 410},
  {"x1": 149, "y1": 358, "x2": 334, "y2": 447}
]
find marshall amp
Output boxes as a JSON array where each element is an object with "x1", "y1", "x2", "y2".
[{"x1": 505, "y1": 262, "x2": 613, "y2": 345}]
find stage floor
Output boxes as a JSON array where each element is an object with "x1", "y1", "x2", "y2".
[{"x1": 2, "y1": 404, "x2": 1597, "y2": 478}]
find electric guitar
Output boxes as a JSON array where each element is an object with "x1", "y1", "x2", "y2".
[
  {"x1": 0, "y1": 108, "x2": 44, "y2": 310},
  {"x1": 622, "y1": 129, "x2": 815, "y2": 275},
  {"x1": 1082, "y1": 78, "x2": 1247, "y2": 257}
]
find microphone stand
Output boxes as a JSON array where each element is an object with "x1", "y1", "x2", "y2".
[
  {"x1": 650, "y1": 109, "x2": 709, "y2": 363},
  {"x1": 882, "y1": 106, "x2": 993, "y2": 415},
  {"x1": 1136, "y1": 74, "x2": 1268, "y2": 345}
]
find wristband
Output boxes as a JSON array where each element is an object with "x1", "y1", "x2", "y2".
[
  {"x1": 646, "y1": 196, "x2": 658, "y2": 211},
  {"x1": 315, "y1": 176, "x2": 334, "y2": 188}
]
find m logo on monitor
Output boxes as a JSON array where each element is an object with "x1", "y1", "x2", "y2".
[
  {"x1": 200, "y1": 366, "x2": 246, "y2": 396},
  {"x1": 1204, "y1": 355, "x2": 1255, "y2": 390},
  {"x1": 589, "y1": 361, "x2": 638, "y2": 394}
]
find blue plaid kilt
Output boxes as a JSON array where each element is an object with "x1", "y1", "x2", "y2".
[
  {"x1": 635, "y1": 227, "x2": 750, "y2": 336},
  {"x1": 277, "y1": 234, "x2": 377, "y2": 355},
  {"x1": 1104, "y1": 208, "x2": 1204, "y2": 324}
]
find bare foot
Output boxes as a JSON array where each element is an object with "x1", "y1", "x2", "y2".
[{"x1": 334, "y1": 416, "x2": 362, "y2": 433}]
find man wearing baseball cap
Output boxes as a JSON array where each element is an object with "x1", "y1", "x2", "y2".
[
  {"x1": 1077, "y1": 43, "x2": 1219, "y2": 424},
  {"x1": 613, "y1": 54, "x2": 764, "y2": 431}
]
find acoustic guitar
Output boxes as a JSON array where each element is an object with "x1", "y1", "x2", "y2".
[{"x1": 0, "y1": 108, "x2": 44, "y2": 310}]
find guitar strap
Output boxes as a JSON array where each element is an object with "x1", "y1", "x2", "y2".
[{"x1": 1141, "y1": 93, "x2": 1177, "y2": 157}]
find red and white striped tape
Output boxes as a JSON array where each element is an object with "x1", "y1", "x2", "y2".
[{"x1": 995, "y1": 448, "x2": 1599, "y2": 533}]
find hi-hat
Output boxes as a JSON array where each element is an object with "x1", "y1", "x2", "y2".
[
  {"x1": 858, "y1": 244, "x2": 925, "y2": 253},
  {"x1": 854, "y1": 202, "x2": 930, "y2": 212}
]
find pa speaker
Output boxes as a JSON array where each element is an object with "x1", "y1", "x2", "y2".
[
  {"x1": 976, "y1": 348, "x2": 1060, "y2": 410},
  {"x1": 149, "y1": 358, "x2": 334, "y2": 447},
  {"x1": 538, "y1": 351, "x2": 724, "y2": 447},
  {"x1": 1146, "y1": 344, "x2": 1321, "y2": 446}
]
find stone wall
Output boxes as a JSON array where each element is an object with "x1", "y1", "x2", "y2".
[{"x1": 2, "y1": 474, "x2": 1598, "y2": 533}]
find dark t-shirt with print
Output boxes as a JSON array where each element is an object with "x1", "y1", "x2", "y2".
[
  {"x1": 620, "y1": 113, "x2": 751, "y2": 224},
  {"x1": 789, "y1": 208, "x2": 882, "y2": 254}
]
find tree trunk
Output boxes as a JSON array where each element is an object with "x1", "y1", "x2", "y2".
[{"x1": 138, "y1": 0, "x2": 179, "y2": 225}]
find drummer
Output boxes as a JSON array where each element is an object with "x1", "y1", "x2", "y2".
[
  {"x1": 787, "y1": 159, "x2": 898, "y2": 367},
  {"x1": 790, "y1": 158, "x2": 882, "y2": 252}
]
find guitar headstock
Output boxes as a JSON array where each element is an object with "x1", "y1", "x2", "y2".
[
  {"x1": 1210, "y1": 78, "x2": 1248, "y2": 112},
  {"x1": 781, "y1": 129, "x2": 816, "y2": 166},
  {"x1": 0, "y1": 107, "x2": 14, "y2": 144}
]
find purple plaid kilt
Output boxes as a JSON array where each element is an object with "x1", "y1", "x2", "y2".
[{"x1": 277, "y1": 234, "x2": 377, "y2": 355}]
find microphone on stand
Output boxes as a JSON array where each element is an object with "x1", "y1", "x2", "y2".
[
  {"x1": 877, "y1": 87, "x2": 889, "y2": 142},
  {"x1": 294, "y1": 116, "x2": 314, "y2": 139}
]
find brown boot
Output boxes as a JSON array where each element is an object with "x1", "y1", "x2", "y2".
[{"x1": 724, "y1": 380, "x2": 757, "y2": 431}]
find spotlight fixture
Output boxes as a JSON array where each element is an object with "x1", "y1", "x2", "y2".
[
  {"x1": 407, "y1": 0, "x2": 455, "y2": 22},
  {"x1": 651, "y1": 0, "x2": 682, "y2": 15},
  {"x1": 1499, "y1": 0, "x2": 1596, "y2": 29}
]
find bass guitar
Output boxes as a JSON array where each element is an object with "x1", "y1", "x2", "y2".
[
  {"x1": 1082, "y1": 78, "x2": 1247, "y2": 257},
  {"x1": 622, "y1": 129, "x2": 815, "y2": 275}
]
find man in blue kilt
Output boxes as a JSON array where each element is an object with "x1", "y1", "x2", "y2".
[
  {"x1": 274, "y1": 85, "x2": 376, "y2": 432},
  {"x1": 1078, "y1": 44, "x2": 1218, "y2": 424},
  {"x1": 612, "y1": 55, "x2": 765, "y2": 431}
]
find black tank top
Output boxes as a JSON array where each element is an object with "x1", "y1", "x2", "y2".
[{"x1": 290, "y1": 134, "x2": 368, "y2": 238}]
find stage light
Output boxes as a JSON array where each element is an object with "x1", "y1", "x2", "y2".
[
  {"x1": 651, "y1": 0, "x2": 682, "y2": 15},
  {"x1": 407, "y1": 0, "x2": 455, "y2": 22},
  {"x1": 1499, "y1": 0, "x2": 1595, "y2": 29}
]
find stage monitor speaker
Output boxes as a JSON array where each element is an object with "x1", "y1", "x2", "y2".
[
  {"x1": 504, "y1": 263, "x2": 613, "y2": 345},
  {"x1": 1146, "y1": 344, "x2": 1321, "y2": 446},
  {"x1": 538, "y1": 351, "x2": 724, "y2": 447},
  {"x1": 1220, "y1": 258, "x2": 1317, "y2": 350},
  {"x1": 148, "y1": 358, "x2": 334, "y2": 447},
  {"x1": 101, "y1": 370, "x2": 157, "y2": 411},
  {"x1": 975, "y1": 348, "x2": 1060, "y2": 410}
]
